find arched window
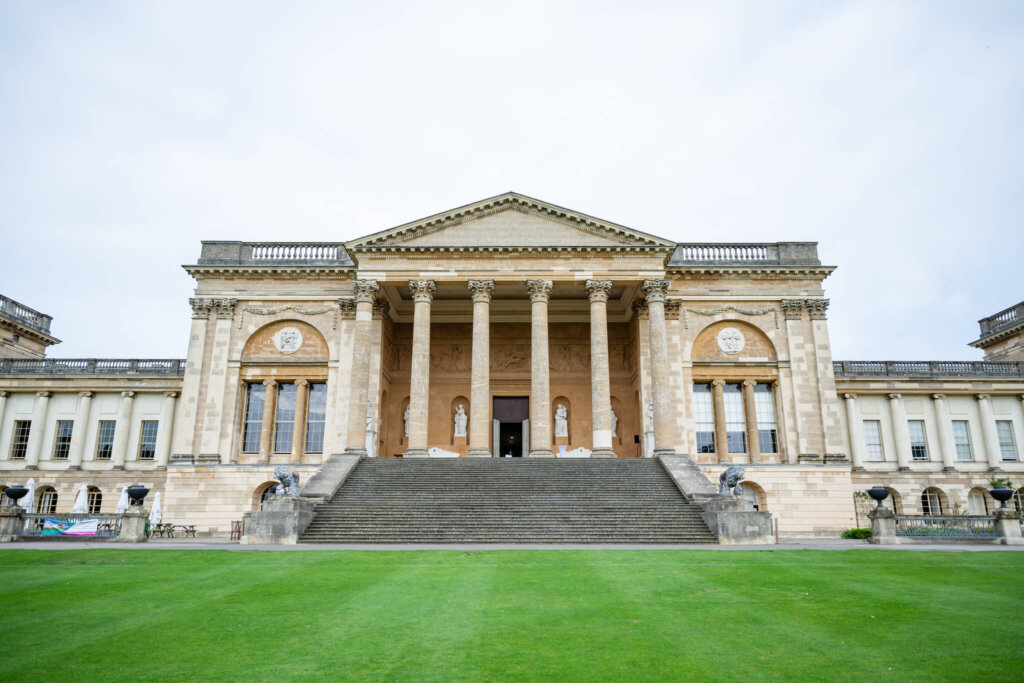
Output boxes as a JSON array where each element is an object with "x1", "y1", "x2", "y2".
[
  {"x1": 967, "y1": 488, "x2": 989, "y2": 516},
  {"x1": 0, "y1": 486, "x2": 9, "y2": 507},
  {"x1": 37, "y1": 486, "x2": 58, "y2": 514},
  {"x1": 253, "y1": 482, "x2": 279, "y2": 511},
  {"x1": 738, "y1": 482, "x2": 766, "y2": 511},
  {"x1": 921, "y1": 488, "x2": 945, "y2": 516},
  {"x1": 87, "y1": 486, "x2": 102, "y2": 514},
  {"x1": 881, "y1": 488, "x2": 902, "y2": 515},
  {"x1": 1013, "y1": 488, "x2": 1024, "y2": 515}
]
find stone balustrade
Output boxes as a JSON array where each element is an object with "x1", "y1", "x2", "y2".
[
  {"x1": 833, "y1": 360, "x2": 1024, "y2": 378},
  {"x1": 196, "y1": 241, "x2": 354, "y2": 266},
  {"x1": 978, "y1": 301, "x2": 1024, "y2": 338},
  {"x1": 0, "y1": 358, "x2": 186, "y2": 376},
  {"x1": 0, "y1": 294, "x2": 53, "y2": 335},
  {"x1": 667, "y1": 242, "x2": 820, "y2": 266}
]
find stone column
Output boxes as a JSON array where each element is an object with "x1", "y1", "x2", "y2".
[
  {"x1": 111, "y1": 391, "x2": 136, "y2": 469},
  {"x1": 527, "y1": 280, "x2": 553, "y2": 457},
  {"x1": 742, "y1": 380, "x2": 760, "y2": 463},
  {"x1": 344, "y1": 280, "x2": 379, "y2": 455},
  {"x1": 67, "y1": 391, "x2": 94, "y2": 470},
  {"x1": 24, "y1": 391, "x2": 51, "y2": 469},
  {"x1": 468, "y1": 280, "x2": 494, "y2": 457},
  {"x1": 931, "y1": 393, "x2": 957, "y2": 472},
  {"x1": 0, "y1": 392, "x2": 7, "y2": 443},
  {"x1": 586, "y1": 280, "x2": 615, "y2": 458},
  {"x1": 155, "y1": 392, "x2": 177, "y2": 468},
  {"x1": 843, "y1": 393, "x2": 865, "y2": 471},
  {"x1": 199, "y1": 298, "x2": 237, "y2": 460},
  {"x1": 888, "y1": 393, "x2": 911, "y2": 470},
  {"x1": 642, "y1": 280, "x2": 677, "y2": 456},
  {"x1": 977, "y1": 394, "x2": 1003, "y2": 471},
  {"x1": 171, "y1": 298, "x2": 212, "y2": 461},
  {"x1": 292, "y1": 379, "x2": 309, "y2": 458},
  {"x1": 259, "y1": 379, "x2": 278, "y2": 462},
  {"x1": 406, "y1": 280, "x2": 435, "y2": 457},
  {"x1": 711, "y1": 379, "x2": 728, "y2": 462}
]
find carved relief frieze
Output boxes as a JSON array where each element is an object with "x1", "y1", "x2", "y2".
[
  {"x1": 550, "y1": 344, "x2": 590, "y2": 372},
  {"x1": 430, "y1": 344, "x2": 469, "y2": 373},
  {"x1": 683, "y1": 305, "x2": 779, "y2": 330},
  {"x1": 238, "y1": 304, "x2": 339, "y2": 330},
  {"x1": 492, "y1": 346, "x2": 529, "y2": 372}
]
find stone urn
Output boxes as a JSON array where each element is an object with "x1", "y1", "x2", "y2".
[
  {"x1": 126, "y1": 486, "x2": 150, "y2": 507},
  {"x1": 989, "y1": 487, "x2": 1014, "y2": 510},
  {"x1": 867, "y1": 486, "x2": 890, "y2": 508},
  {"x1": 3, "y1": 486, "x2": 28, "y2": 506}
]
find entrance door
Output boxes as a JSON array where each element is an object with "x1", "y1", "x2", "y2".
[
  {"x1": 499, "y1": 421, "x2": 523, "y2": 457},
  {"x1": 492, "y1": 396, "x2": 529, "y2": 457}
]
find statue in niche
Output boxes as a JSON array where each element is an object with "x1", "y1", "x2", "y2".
[
  {"x1": 647, "y1": 399, "x2": 654, "y2": 430},
  {"x1": 554, "y1": 404, "x2": 569, "y2": 438},
  {"x1": 403, "y1": 404, "x2": 411, "y2": 438},
  {"x1": 454, "y1": 404, "x2": 467, "y2": 438},
  {"x1": 610, "y1": 408, "x2": 618, "y2": 438}
]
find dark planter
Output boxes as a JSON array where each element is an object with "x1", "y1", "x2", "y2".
[
  {"x1": 4, "y1": 486, "x2": 28, "y2": 505},
  {"x1": 126, "y1": 486, "x2": 150, "y2": 506},
  {"x1": 867, "y1": 486, "x2": 890, "y2": 507},
  {"x1": 989, "y1": 487, "x2": 1014, "y2": 510}
]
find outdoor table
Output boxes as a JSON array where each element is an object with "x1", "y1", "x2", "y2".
[{"x1": 178, "y1": 525, "x2": 197, "y2": 538}]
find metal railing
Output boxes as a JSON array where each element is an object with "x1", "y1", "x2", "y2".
[
  {"x1": 668, "y1": 242, "x2": 821, "y2": 266},
  {"x1": 978, "y1": 301, "x2": 1024, "y2": 338},
  {"x1": 895, "y1": 515, "x2": 999, "y2": 539},
  {"x1": 196, "y1": 241, "x2": 353, "y2": 266},
  {"x1": 833, "y1": 360, "x2": 1024, "y2": 378},
  {"x1": 20, "y1": 514, "x2": 123, "y2": 537},
  {"x1": 0, "y1": 294, "x2": 53, "y2": 335},
  {"x1": 0, "y1": 358, "x2": 186, "y2": 376}
]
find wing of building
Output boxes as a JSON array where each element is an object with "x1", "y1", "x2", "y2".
[{"x1": 1, "y1": 192, "x2": 1023, "y2": 537}]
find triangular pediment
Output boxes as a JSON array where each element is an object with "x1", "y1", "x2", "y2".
[{"x1": 347, "y1": 192, "x2": 674, "y2": 250}]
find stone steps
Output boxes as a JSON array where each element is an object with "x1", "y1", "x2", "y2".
[{"x1": 299, "y1": 458, "x2": 716, "y2": 544}]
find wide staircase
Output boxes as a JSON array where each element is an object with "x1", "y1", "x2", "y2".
[{"x1": 299, "y1": 458, "x2": 716, "y2": 544}]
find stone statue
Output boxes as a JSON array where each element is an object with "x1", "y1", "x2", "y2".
[
  {"x1": 272, "y1": 466, "x2": 301, "y2": 497},
  {"x1": 610, "y1": 408, "x2": 618, "y2": 438},
  {"x1": 454, "y1": 404, "x2": 467, "y2": 437},
  {"x1": 403, "y1": 405, "x2": 411, "y2": 438},
  {"x1": 718, "y1": 465, "x2": 745, "y2": 496},
  {"x1": 554, "y1": 404, "x2": 568, "y2": 438}
]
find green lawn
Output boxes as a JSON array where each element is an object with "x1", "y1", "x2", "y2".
[{"x1": 0, "y1": 549, "x2": 1021, "y2": 681}]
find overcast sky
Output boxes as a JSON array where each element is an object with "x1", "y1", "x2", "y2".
[{"x1": 1, "y1": 1, "x2": 1021, "y2": 360}]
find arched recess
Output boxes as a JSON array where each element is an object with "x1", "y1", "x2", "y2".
[
  {"x1": 253, "y1": 481, "x2": 279, "y2": 511},
  {"x1": 610, "y1": 396, "x2": 623, "y2": 446},
  {"x1": 450, "y1": 396, "x2": 470, "y2": 443},
  {"x1": 883, "y1": 487, "x2": 902, "y2": 515},
  {"x1": 689, "y1": 320, "x2": 778, "y2": 363},
  {"x1": 967, "y1": 487, "x2": 990, "y2": 516},
  {"x1": 400, "y1": 396, "x2": 411, "y2": 448},
  {"x1": 87, "y1": 486, "x2": 102, "y2": 514},
  {"x1": 241, "y1": 320, "x2": 330, "y2": 362},
  {"x1": 552, "y1": 397, "x2": 571, "y2": 443},
  {"x1": 738, "y1": 481, "x2": 767, "y2": 511},
  {"x1": 1014, "y1": 487, "x2": 1024, "y2": 515},
  {"x1": 921, "y1": 487, "x2": 947, "y2": 516},
  {"x1": 37, "y1": 486, "x2": 58, "y2": 514},
  {"x1": 0, "y1": 485, "x2": 9, "y2": 507},
  {"x1": 378, "y1": 390, "x2": 388, "y2": 458}
]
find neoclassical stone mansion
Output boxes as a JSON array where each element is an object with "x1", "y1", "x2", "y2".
[{"x1": 1, "y1": 193, "x2": 1022, "y2": 538}]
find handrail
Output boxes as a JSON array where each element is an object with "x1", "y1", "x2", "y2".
[
  {"x1": 0, "y1": 359, "x2": 186, "y2": 376},
  {"x1": 833, "y1": 360, "x2": 1024, "y2": 378}
]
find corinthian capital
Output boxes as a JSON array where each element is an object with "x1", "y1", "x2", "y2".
[
  {"x1": 526, "y1": 280, "x2": 553, "y2": 303},
  {"x1": 189, "y1": 297, "x2": 215, "y2": 319},
  {"x1": 806, "y1": 299, "x2": 830, "y2": 320},
  {"x1": 408, "y1": 280, "x2": 436, "y2": 303},
  {"x1": 641, "y1": 279, "x2": 669, "y2": 303},
  {"x1": 780, "y1": 299, "x2": 805, "y2": 320},
  {"x1": 352, "y1": 280, "x2": 380, "y2": 304},
  {"x1": 585, "y1": 280, "x2": 613, "y2": 303},
  {"x1": 213, "y1": 298, "x2": 238, "y2": 318},
  {"x1": 468, "y1": 280, "x2": 494, "y2": 303}
]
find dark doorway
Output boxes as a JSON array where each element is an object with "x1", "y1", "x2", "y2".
[{"x1": 499, "y1": 422, "x2": 523, "y2": 457}]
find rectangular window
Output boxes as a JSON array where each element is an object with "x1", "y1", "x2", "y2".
[
  {"x1": 10, "y1": 421, "x2": 31, "y2": 459},
  {"x1": 87, "y1": 488, "x2": 102, "y2": 514},
  {"x1": 863, "y1": 420, "x2": 884, "y2": 462},
  {"x1": 242, "y1": 383, "x2": 266, "y2": 453},
  {"x1": 274, "y1": 383, "x2": 297, "y2": 453},
  {"x1": 952, "y1": 420, "x2": 973, "y2": 461},
  {"x1": 723, "y1": 383, "x2": 746, "y2": 453},
  {"x1": 996, "y1": 421, "x2": 1018, "y2": 461},
  {"x1": 908, "y1": 420, "x2": 928, "y2": 461},
  {"x1": 52, "y1": 420, "x2": 74, "y2": 460},
  {"x1": 95, "y1": 420, "x2": 116, "y2": 460},
  {"x1": 693, "y1": 384, "x2": 715, "y2": 453},
  {"x1": 305, "y1": 383, "x2": 327, "y2": 453},
  {"x1": 138, "y1": 420, "x2": 159, "y2": 460},
  {"x1": 753, "y1": 384, "x2": 778, "y2": 454}
]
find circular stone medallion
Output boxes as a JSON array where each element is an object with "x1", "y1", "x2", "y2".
[
  {"x1": 716, "y1": 327, "x2": 745, "y2": 355},
  {"x1": 273, "y1": 327, "x2": 303, "y2": 354}
]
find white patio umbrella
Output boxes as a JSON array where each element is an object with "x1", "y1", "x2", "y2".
[
  {"x1": 20, "y1": 478, "x2": 36, "y2": 513},
  {"x1": 115, "y1": 486, "x2": 130, "y2": 514},
  {"x1": 148, "y1": 492, "x2": 162, "y2": 526},
  {"x1": 70, "y1": 485, "x2": 89, "y2": 513}
]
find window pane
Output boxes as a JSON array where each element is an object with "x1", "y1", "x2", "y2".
[
  {"x1": 96, "y1": 420, "x2": 116, "y2": 459},
  {"x1": 952, "y1": 420, "x2": 973, "y2": 461},
  {"x1": 87, "y1": 488, "x2": 102, "y2": 514},
  {"x1": 921, "y1": 489, "x2": 942, "y2": 515},
  {"x1": 753, "y1": 384, "x2": 777, "y2": 454},
  {"x1": 862, "y1": 421, "x2": 884, "y2": 462},
  {"x1": 908, "y1": 420, "x2": 928, "y2": 461},
  {"x1": 11, "y1": 421, "x2": 31, "y2": 459},
  {"x1": 967, "y1": 490, "x2": 987, "y2": 516},
  {"x1": 723, "y1": 383, "x2": 746, "y2": 453},
  {"x1": 693, "y1": 384, "x2": 715, "y2": 453},
  {"x1": 52, "y1": 420, "x2": 74, "y2": 460},
  {"x1": 38, "y1": 489, "x2": 58, "y2": 514},
  {"x1": 996, "y1": 421, "x2": 1018, "y2": 461},
  {"x1": 274, "y1": 383, "x2": 297, "y2": 453},
  {"x1": 305, "y1": 383, "x2": 327, "y2": 453},
  {"x1": 242, "y1": 383, "x2": 266, "y2": 453},
  {"x1": 138, "y1": 420, "x2": 159, "y2": 460}
]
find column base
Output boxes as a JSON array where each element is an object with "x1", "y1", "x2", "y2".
[
  {"x1": 989, "y1": 466, "x2": 1005, "y2": 473},
  {"x1": 66, "y1": 465, "x2": 82, "y2": 471},
  {"x1": 529, "y1": 449, "x2": 555, "y2": 457},
  {"x1": 897, "y1": 466, "x2": 911, "y2": 472},
  {"x1": 942, "y1": 466, "x2": 958, "y2": 472},
  {"x1": 404, "y1": 448, "x2": 429, "y2": 457},
  {"x1": 653, "y1": 447, "x2": 678, "y2": 458},
  {"x1": 591, "y1": 448, "x2": 616, "y2": 458},
  {"x1": 466, "y1": 448, "x2": 492, "y2": 458},
  {"x1": 111, "y1": 465, "x2": 125, "y2": 471},
  {"x1": 343, "y1": 446, "x2": 368, "y2": 457},
  {"x1": 22, "y1": 465, "x2": 38, "y2": 470}
]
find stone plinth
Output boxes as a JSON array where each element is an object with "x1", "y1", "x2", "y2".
[
  {"x1": 0, "y1": 506, "x2": 24, "y2": 543},
  {"x1": 867, "y1": 506, "x2": 895, "y2": 545},
  {"x1": 241, "y1": 496, "x2": 318, "y2": 544},
  {"x1": 700, "y1": 496, "x2": 774, "y2": 545},
  {"x1": 112, "y1": 508, "x2": 149, "y2": 543},
  {"x1": 995, "y1": 509, "x2": 1024, "y2": 545}
]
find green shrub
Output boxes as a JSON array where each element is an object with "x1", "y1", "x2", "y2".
[{"x1": 841, "y1": 528, "x2": 872, "y2": 539}]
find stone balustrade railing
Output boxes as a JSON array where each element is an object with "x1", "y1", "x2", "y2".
[
  {"x1": 0, "y1": 359, "x2": 186, "y2": 376},
  {"x1": 978, "y1": 301, "x2": 1024, "y2": 338},
  {"x1": 667, "y1": 242, "x2": 820, "y2": 266},
  {"x1": 196, "y1": 241, "x2": 354, "y2": 266},
  {"x1": 833, "y1": 360, "x2": 1024, "y2": 378},
  {"x1": 0, "y1": 294, "x2": 53, "y2": 335}
]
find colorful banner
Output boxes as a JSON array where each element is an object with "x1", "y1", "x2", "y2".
[{"x1": 42, "y1": 518, "x2": 99, "y2": 536}]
